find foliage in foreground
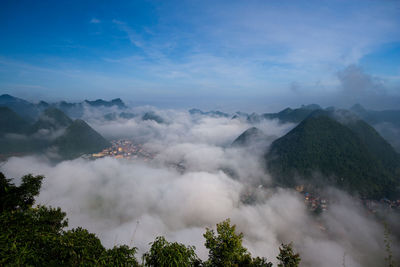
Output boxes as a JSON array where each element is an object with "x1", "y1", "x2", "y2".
[{"x1": 0, "y1": 172, "x2": 301, "y2": 266}]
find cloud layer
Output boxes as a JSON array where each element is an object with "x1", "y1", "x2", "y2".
[{"x1": 1, "y1": 108, "x2": 399, "y2": 266}]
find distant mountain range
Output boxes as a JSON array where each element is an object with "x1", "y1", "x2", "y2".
[
  {"x1": 0, "y1": 102, "x2": 110, "y2": 160},
  {"x1": 0, "y1": 94, "x2": 126, "y2": 120},
  {"x1": 2, "y1": 94, "x2": 400, "y2": 198},
  {"x1": 189, "y1": 108, "x2": 230, "y2": 118}
]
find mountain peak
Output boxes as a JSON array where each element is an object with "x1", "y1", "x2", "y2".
[
  {"x1": 350, "y1": 103, "x2": 366, "y2": 113},
  {"x1": 53, "y1": 119, "x2": 110, "y2": 159},
  {"x1": 232, "y1": 127, "x2": 268, "y2": 147},
  {"x1": 84, "y1": 98, "x2": 126, "y2": 108},
  {"x1": 266, "y1": 114, "x2": 400, "y2": 199}
]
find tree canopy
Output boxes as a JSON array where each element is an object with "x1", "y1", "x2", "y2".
[{"x1": 0, "y1": 172, "x2": 301, "y2": 266}]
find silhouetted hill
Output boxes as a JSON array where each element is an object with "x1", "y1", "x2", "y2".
[
  {"x1": 232, "y1": 127, "x2": 267, "y2": 147},
  {"x1": 0, "y1": 107, "x2": 43, "y2": 154},
  {"x1": 142, "y1": 111, "x2": 164, "y2": 123},
  {"x1": 349, "y1": 104, "x2": 400, "y2": 152},
  {"x1": 30, "y1": 107, "x2": 73, "y2": 133},
  {"x1": 0, "y1": 94, "x2": 39, "y2": 121},
  {"x1": 189, "y1": 109, "x2": 230, "y2": 118},
  {"x1": 262, "y1": 104, "x2": 321, "y2": 123},
  {"x1": 84, "y1": 98, "x2": 126, "y2": 108},
  {"x1": 266, "y1": 112, "x2": 400, "y2": 199},
  {"x1": 0, "y1": 107, "x2": 30, "y2": 135},
  {"x1": 53, "y1": 98, "x2": 127, "y2": 118},
  {"x1": 53, "y1": 120, "x2": 110, "y2": 159},
  {"x1": 232, "y1": 105, "x2": 322, "y2": 124},
  {"x1": 350, "y1": 104, "x2": 400, "y2": 126}
]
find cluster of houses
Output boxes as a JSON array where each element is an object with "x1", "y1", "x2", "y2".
[
  {"x1": 304, "y1": 192, "x2": 328, "y2": 213},
  {"x1": 91, "y1": 139, "x2": 155, "y2": 161},
  {"x1": 295, "y1": 185, "x2": 328, "y2": 213},
  {"x1": 363, "y1": 198, "x2": 400, "y2": 213}
]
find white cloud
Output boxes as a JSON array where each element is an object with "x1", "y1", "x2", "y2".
[{"x1": 1, "y1": 109, "x2": 398, "y2": 266}]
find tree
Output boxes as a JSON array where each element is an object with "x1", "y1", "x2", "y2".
[
  {"x1": 276, "y1": 243, "x2": 301, "y2": 267},
  {"x1": 0, "y1": 171, "x2": 300, "y2": 267},
  {"x1": 0, "y1": 172, "x2": 139, "y2": 266},
  {"x1": 143, "y1": 236, "x2": 201, "y2": 267},
  {"x1": 203, "y1": 219, "x2": 272, "y2": 267},
  {"x1": 0, "y1": 172, "x2": 44, "y2": 212}
]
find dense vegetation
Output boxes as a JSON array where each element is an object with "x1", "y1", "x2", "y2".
[
  {"x1": 0, "y1": 172, "x2": 301, "y2": 266},
  {"x1": 266, "y1": 112, "x2": 400, "y2": 199}
]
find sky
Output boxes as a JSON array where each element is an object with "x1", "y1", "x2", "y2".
[{"x1": 0, "y1": 0, "x2": 399, "y2": 111}]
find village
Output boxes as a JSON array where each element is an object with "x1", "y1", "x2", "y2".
[
  {"x1": 90, "y1": 139, "x2": 155, "y2": 161},
  {"x1": 295, "y1": 185, "x2": 328, "y2": 213}
]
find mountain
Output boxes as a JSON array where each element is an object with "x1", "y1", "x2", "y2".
[
  {"x1": 53, "y1": 98, "x2": 127, "y2": 118},
  {"x1": 142, "y1": 111, "x2": 164, "y2": 124},
  {"x1": 232, "y1": 127, "x2": 268, "y2": 147},
  {"x1": 53, "y1": 120, "x2": 110, "y2": 159},
  {"x1": 262, "y1": 104, "x2": 321, "y2": 124},
  {"x1": 30, "y1": 107, "x2": 73, "y2": 133},
  {"x1": 104, "y1": 112, "x2": 136, "y2": 121},
  {"x1": 0, "y1": 107, "x2": 42, "y2": 155},
  {"x1": 0, "y1": 94, "x2": 39, "y2": 121},
  {"x1": 84, "y1": 98, "x2": 126, "y2": 109},
  {"x1": 350, "y1": 104, "x2": 400, "y2": 126},
  {"x1": 266, "y1": 111, "x2": 400, "y2": 199},
  {"x1": 189, "y1": 109, "x2": 230, "y2": 118},
  {"x1": 0, "y1": 107, "x2": 30, "y2": 135},
  {"x1": 246, "y1": 113, "x2": 262, "y2": 123},
  {"x1": 349, "y1": 104, "x2": 400, "y2": 152}
]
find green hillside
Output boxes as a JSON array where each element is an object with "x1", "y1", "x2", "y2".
[{"x1": 266, "y1": 113, "x2": 400, "y2": 199}]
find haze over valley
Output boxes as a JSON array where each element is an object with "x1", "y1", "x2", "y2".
[
  {"x1": 1, "y1": 94, "x2": 400, "y2": 266},
  {"x1": 1, "y1": 0, "x2": 400, "y2": 266}
]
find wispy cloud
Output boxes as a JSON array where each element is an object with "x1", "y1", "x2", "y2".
[
  {"x1": 90, "y1": 18, "x2": 101, "y2": 24},
  {"x1": 112, "y1": 19, "x2": 143, "y2": 48}
]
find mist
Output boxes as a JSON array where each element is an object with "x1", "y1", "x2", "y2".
[{"x1": 1, "y1": 107, "x2": 399, "y2": 267}]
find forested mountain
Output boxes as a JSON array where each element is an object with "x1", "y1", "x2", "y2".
[
  {"x1": 266, "y1": 111, "x2": 400, "y2": 199},
  {"x1": 52, "y1": 119, "x2": 110, "y2": 159}
]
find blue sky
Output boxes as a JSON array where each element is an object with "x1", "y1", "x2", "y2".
[{"x1": 1, "y1": 0, "x2": 399, "y2": 111}]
